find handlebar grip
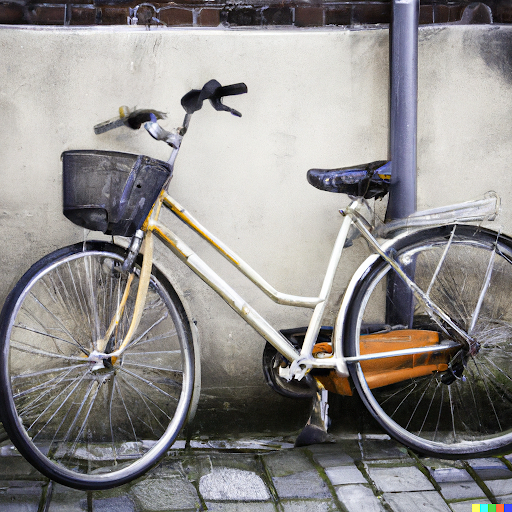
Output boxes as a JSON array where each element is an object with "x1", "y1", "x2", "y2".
[
  {"x1": 216, "y1": 83, "x2": 248, "y2": 98},
  {"x1": 94, "y1": 117, "x2": 125, "y2": 135}
]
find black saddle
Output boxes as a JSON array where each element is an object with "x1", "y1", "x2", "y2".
[{"x1": 307, "y1": 161, "x2": 391, "y2": 199}]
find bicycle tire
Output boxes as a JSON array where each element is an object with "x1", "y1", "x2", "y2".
[
  {"x1": 0, "y1": 241, "x2": 194, "y2": 490},
  {"x1": 345, "y1": 224, "x2": 512, "y2": 458}
]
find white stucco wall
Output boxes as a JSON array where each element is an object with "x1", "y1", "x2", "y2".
[{"x1": 1, "y1": 24, "x2": 511, "y2": 422}]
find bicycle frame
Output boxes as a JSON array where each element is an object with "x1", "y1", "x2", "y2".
[
  {"x1": 92, "y1": 189, "x2": 493, "y2": 383},
  {"x1": 94, "y1": 185, "x2": 497, "y2": 382}
]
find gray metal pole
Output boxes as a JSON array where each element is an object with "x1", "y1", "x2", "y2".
[
  {"x1": 386, "y1": 0, "x2": 419, "y2": 327},
  {"x1": 387, "y1": 0, "x2": 419, "y2": 220}
]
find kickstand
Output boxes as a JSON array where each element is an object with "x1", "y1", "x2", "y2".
[{"x1": 295, "y1": 378, "x2": 335, "y2": 447}]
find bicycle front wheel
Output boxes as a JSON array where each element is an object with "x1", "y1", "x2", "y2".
[
  {"x1": 346, "y1": 224, "x2": 512, "y2": 458},
  {"x1": 0, "y1": 242, "x2": 194, "y2": 489}
]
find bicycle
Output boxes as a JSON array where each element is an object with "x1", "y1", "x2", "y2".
[{"x1": 1, "y1": 79, "x2": 511, "y2": 491}]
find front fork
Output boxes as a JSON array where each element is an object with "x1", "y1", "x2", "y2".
[{"x1": 89, "y1": 210, "x2": 157, "y2": 365}]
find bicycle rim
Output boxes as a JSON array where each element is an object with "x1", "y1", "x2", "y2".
[
  {"x1": 0, "y1": 242, "x2": 194, "y2": 489},
  {"x1": 346, "y1": 225, "x2": 512, "y2": 457}
]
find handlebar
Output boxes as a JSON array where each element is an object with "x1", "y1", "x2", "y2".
[
  {"x1": 94, "y1": 79, "x2": 247, "y2": 136},
  {"x1": 93, "y1": 80, "x2": 247, "y2": 167}
]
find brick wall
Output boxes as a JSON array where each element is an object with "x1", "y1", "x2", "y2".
[{"x1": 0, "y1": 1, "x2": 510, "y2": 27}]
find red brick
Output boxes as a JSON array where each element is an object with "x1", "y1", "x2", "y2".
[
  {"x1": 295, "y1": 6, "x2": 324, "y2": 27},
  {"x1": 419, "y1": 4, "x2": 434, "y2": 25},
  {"x1": 448, "y1": 4, "x2": 465, "y2": 22},
  {"x1": 26, "y1": 5, "x2": 65, "y2": 24},
  {"x1": 432, "y1": 4, "x2": 449, "y2": 23},
  {"x1": 496, "y1": 3, "x2": 512, "y2": 23},
  {"x1": 197, "y1": 7, "x2": 220, "y2": 27},
  {"x1": 325, "y1": 5, "x2": 351, "y2": 26},
  {"x1": 352, "y1": 2, "x2": 390, "y2": 25},
  {"x1": 158, "y1": 6, "x2": 193, "y2": 26},
  {"x1": 32, "y1": 0, "x2": 92, "y2": 4},
  {"x1": 262, "y1": 6, "x2": 293, "y2": 25},
  {"x1": 222, "y1": 6, "x2": 262, "y2": 26},
  {"x1": 0, "y1": 3, "x2": 24, "y2": 24},
  {"x1": 101, "y1": 6, "x2": 130, "y2": 25},
  {"x1": 168, "y1": 0, "x2": 205, "y2": 5},
  {"x1": 70, "y1": 6, "x2": 96, "y2": 25}
]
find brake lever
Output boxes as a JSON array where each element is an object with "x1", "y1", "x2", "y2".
[{"x1": 209, "y1": 97, "x2": 242, "y2": 117}]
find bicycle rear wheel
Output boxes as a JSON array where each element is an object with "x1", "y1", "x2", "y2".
[
  {"x1": 0, "y1": 241, "x2": 194, "y2": 489},
  {"x1": 346, "y1": 224, "x2": 512, "y2": 458}
]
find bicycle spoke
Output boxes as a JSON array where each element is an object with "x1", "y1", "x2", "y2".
[
  {"x1": 107, "y1": 377, "x2": 118, "y2": 464},
  {"x1": 116, "y1": 372, "x2": 168, "y2": 434},
  {"x1": 10, "y1": 339, "x2": 88, "y2": 363},
  {"x1": 13, "y1": 324, "x2": 89, "y2": 356},
  {"x1": 405, "y1": 374, "x2": 439, "y2": 430},
  {"x1": 418, "y1": 380, "x2": 441, "y2": 437},
  {"x1": 448, "y1": 386, "x2": 457, "y2": 442},
  {"x1": 67, "y1": 380, "x2": 103, "y2": 459},
  {"x1": 426, "y1": 225, "x2": 456, "y2": 298},
  {"x1": 29, "y1": 371, "x2": 91, "y2": 440},
  {"x1": 28, "y1": 293, "x2": 85, "y2": 352},
  {"x1": 469, "y1": 245, "x2": 497, "y2": 335},
  {"x1": 14, "y1": 365, "x2": 84, "y2": 402},
  {"x1": 84, "y1": 256, "x2": 102, "y2": 342},
  {"x1": 118, "y1": 366, "x2": 179, "y2": 403},
  {"x1": 122, "y1": 316, "x2": 169, "y2": 352},
  {"x1": 114, "y1": 379, "x2": 140, "y2": 449},
  {"x1": 51, "y1": 380, "x2": 96, "y2": 461},
  {"x1": 472, "y1": 356, "x2": 503, "y2": 431}
]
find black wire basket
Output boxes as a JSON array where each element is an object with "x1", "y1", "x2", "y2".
[{"x1": 62, "y1": 150, "x2": 172, "y2": 237}]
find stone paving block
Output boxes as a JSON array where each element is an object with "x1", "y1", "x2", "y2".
[
  {"x1": 131, "y1": 476, "x2": 200, "y2": 511},
  {"x1": 208, "y1": 452, "x2": 264, "y2": 472},
  {"x1": 0, "y1": 480, "x2": 43, "y2": 496},
  {"x1": 272, "y1": 469, "x2": 331, "y2": 499},
  {"x1": 48, "y1": 503, "x2": 83, "y2": 512},
  {"x1": 367, "y1": 465, "x2": 434, "y2": 493},
  {"x1": 199, "y1": 468, "x2": 270, "y2": 501},
  {"x1": 438, "y1": 480, "x2": 486, "y2": 501},
  {"x1": 0, "y1": 480, "x2": 43, "y2": 511},
  {"x1": 0, "y1": 455, "x2": 45, "y2": 479},
  {"x1": 281, "y1": 499, "x2": 339, "y2": 511},
  {"x1": 0, "y1": 498, "x2": 39, "y2": 512},
  {"x1": 382, "y1": 491, "x2": 452, "y2": 512},
  {"x1": 0, "y1": 481, "x2": 43, "y2": 512},
  {"x1": 429, "y1": 467, "x2": 472, "y2": 483},
  {"x1": 467, "y1": 457, "x2": 512, "y2": 480},
  {"x1": 145, "y1": 458, "x2": 184, "y2": 478},
  {"x1": 86, "y1": 496, "x2": 136, "y2": 511},
  {"x1": 450, "y1": 500, "x2": 491, "y2": 512},
  {"x1": 263, "y1": 450, "x2": 315, "y2": 477},
  {"x1": 359, "y1": 438, "x2": 410, "y2": 461},
  {"x1": 205, "y1": 502, "x2": 276, "y2": 511},
  {"x1": 325, "y1": 464, "x2": 367, "y2": 485},
  {"x1": 498, "y1": 494, "x2": 512, "y2": 504},
  {"x1": 485, "y1": 478, "x2": 512, "y2": 497},
  {"x1": 336, "y1": 484, "x2": 386, "y2": 512},
  {"x1": 306, "y1": 443, "x2": 355, "y2": 467},
  {"x1": 47, "y1": 483, "x2": 85, "y2": 512},
  {"x1": 180, "y1": 454, "x2": 215, "y2": 482}
]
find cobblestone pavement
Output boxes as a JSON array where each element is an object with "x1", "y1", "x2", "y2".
[{"x1": 1, "y1": 434, "x2": 512, "y2": 511}]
